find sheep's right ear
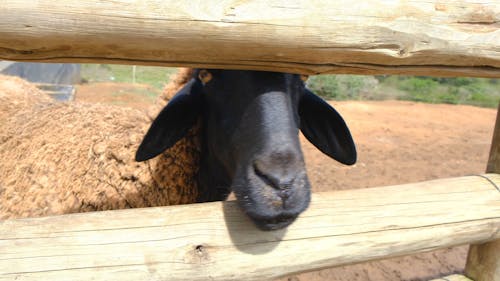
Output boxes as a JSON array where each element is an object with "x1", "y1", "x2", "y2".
[{"x1": 135, "y1": 79, "x2": 203, "y2": 162}]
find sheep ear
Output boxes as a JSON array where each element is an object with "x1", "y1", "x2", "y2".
[
  {"x1": 135, "y1": 79, "x2": 202, "y2": 162},
  {"x1": 299, "y1": 88, "x2": 357, "y2": 165}
]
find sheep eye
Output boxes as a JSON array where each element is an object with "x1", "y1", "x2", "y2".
[
  {"x1": 198, "y1": 70, "x2": 212, "y2": 84},
  {"x1": 300, "y1": 75, "x2": 309, "y2": 82}
]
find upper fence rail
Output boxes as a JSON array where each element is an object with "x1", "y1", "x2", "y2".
[{"x1": 0, "y1": 0, "x2": 499, "y2": 77}]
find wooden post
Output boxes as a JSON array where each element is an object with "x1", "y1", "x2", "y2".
[{"x1": 465, "y1": 104, "x2": 500, "y2": 281}]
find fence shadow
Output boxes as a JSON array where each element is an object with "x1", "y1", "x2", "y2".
[{"x1": 222, "y1": 201, "x2": 287, "y2": 255}]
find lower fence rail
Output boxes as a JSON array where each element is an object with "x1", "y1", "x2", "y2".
[{"x1": 1, "y1": 174, "x2": 499, "y2": 281}]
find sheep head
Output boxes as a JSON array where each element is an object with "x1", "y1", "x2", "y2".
[{"x1": 136, "y1": 69, "x2": 356, "y2": 231}]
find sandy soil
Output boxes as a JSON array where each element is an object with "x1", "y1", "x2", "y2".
[
  {"x1": 288, "y1": 101, "x2": 495, "y2": 281},
  {"x1": 76, "y1": 83, "x2": 497, "y2": 280}
]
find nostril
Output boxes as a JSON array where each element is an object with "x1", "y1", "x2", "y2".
[
  {"x1": 253, "y1": 147, "x2": 303, "y2": 190},
  {"x1": 253, "y1": 161, "x2": 280, "y2": 188},
  {"x1": 253, "y1": 161, "x2": 295, "y2": 190}
]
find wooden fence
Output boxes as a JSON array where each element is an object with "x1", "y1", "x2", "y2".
[
  {"x1": 0, "y1": 1, "x2": 499, "y2": 280},
  {"x1": 0, "y1": 0, "x2": 499, "y2": 78},
  {"x1": 0, "y1": 175, "x2": 499, "y2": 280}
]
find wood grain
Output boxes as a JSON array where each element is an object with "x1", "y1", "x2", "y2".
[
  {"x1": 0, "y1": 0, "x2": 499, "y2": 77},
  {"x1": 1, "y1": 175, "x2": 499, "y2": 281}
]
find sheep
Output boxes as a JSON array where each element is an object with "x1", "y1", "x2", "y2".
[
  {"x1": 0, "y1": 68, "x2": 357, "y2": 231},
  {"x1": 136, "y1": 69, "x2": 356, "y2": 230},
  {"x1": 0, "y1": 70, "x2": 200, "y2": 220}
]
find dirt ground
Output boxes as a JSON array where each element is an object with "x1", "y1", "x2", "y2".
[{"x1": 77, "y1": 83, "x2": 497, "y2": 280}]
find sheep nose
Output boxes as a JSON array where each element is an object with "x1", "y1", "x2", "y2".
[{"x1": 253, "y1": 147, "x2": 302, "y2": 194}]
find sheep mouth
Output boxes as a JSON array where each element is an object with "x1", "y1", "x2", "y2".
[
  {"x1": 250, "y1": 214, "x2": 298, "y2": 231},
  {"x1": 231, "y1": 163, "x2": 310, "y2": 231}
]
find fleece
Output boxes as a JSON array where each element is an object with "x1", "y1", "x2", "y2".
[{"x1": 0, "y1": 69, "x2": 200, "y2": 220}]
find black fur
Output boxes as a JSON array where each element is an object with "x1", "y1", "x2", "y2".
[
  {"x1": 299, "y1": 89, "x2": 357, "y2": 165},
  {"x1": 136, "y1": 69, "x2": 356, "y2": 230}
]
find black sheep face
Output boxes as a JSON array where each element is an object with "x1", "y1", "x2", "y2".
[{"x1": 136, "y1": 69, "x2": 356, "y2": 231}]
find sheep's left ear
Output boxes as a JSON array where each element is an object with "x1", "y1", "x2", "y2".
[
  {"x1": 135, "y1": 79, "x2": 203, "y2": 162},
  {"x1": 299, "y1": 88, "x2": 357, "y2": 165}
]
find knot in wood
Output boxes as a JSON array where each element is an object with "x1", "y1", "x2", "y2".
[{"x1": 186, "y1": 244, "x2": 211, "y2": 265}]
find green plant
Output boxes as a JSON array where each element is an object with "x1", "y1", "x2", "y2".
[
  {"x1": 307, "y1": 75, "x2": 340, "y2": 99},
  {"x1": 307, "y1": 75, "x2": 378, "y2": 100},
  {"x1": 398, "y1": 77, "x2": 439, "y2": 100}
]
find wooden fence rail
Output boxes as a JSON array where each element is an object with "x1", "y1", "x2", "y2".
[
  {"x1": 0, "y1": 0, "x2": 499, "y2": 77},
  {"x1": 1, "y1": 175, "x2": 499, "y2": 281}
]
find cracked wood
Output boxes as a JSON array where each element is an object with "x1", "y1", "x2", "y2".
[{"x1": 0, "y1": 0, "x2": 499, "y2": 77}]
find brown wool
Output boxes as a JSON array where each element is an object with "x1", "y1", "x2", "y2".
[{"x1": 0, "y1": 69, "x2": 200, "y2": 220}]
